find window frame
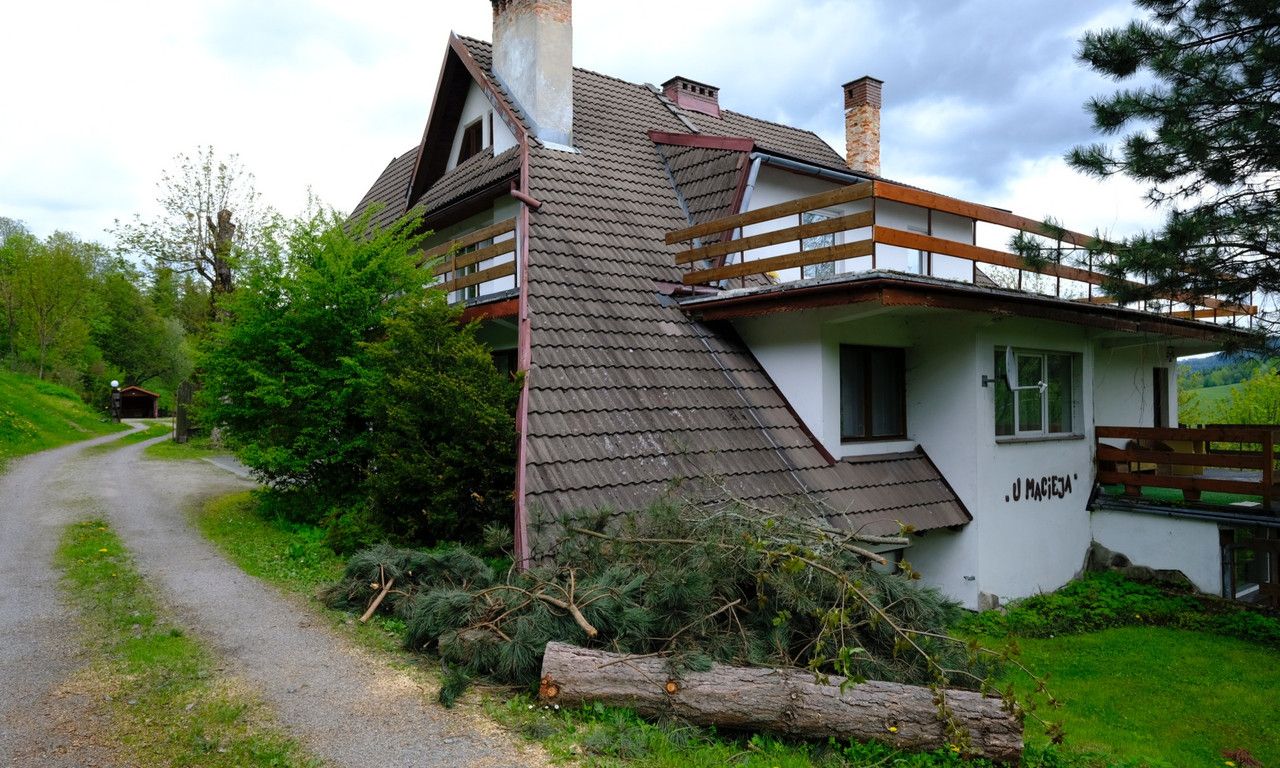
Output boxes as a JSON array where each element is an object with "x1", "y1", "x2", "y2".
[
  {"x1": 839, "y1": 344, "x2": 907, "y2": 443},
  {"x1": 800, "y1": 209, "x2": 840, "y2": 280},
  {"x1": 994, "y1": 346, "x2": 1080, "y2": 439},
  {"x1": 456, "y1": 118, "x2": 485, "y2": 165}
]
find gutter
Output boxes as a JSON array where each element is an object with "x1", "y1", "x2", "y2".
[
  {"x1": 1092, "y1": 496, "x2": 1280, "y2": 529},
  {"x1": 749, "y1": 152, "x2": 869, "y2": 186}
]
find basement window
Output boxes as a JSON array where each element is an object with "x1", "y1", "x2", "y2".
[
  {"x1": 994, "y1": 347, "x2": 1080, "y2": 438},
  {"x1": 457, "y1": 118, "x2": 485, "y2": 165},
  {"x1": 840, "y1": 345, "x2": 906, "y2": 441}
]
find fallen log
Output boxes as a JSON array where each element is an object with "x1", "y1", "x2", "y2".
[{"x1": 539, "y1": 641, "x2": 1022, "y2": 762}]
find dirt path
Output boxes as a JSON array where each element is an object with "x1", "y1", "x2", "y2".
[{"x1": 0, "y1": 429, "x2": 545, "y2": 767}]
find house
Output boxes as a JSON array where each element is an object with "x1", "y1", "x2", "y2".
[
  {"x1": 116, "y1": 385, "x2": 160, "y2": 419},
  {"x1": 352, "y1": 0, "x2": 1275, "y2": 610}
]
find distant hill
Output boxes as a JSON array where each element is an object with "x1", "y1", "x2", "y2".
[{"x1": 0, "y1": 370, "x2": 127, "y2": 469}]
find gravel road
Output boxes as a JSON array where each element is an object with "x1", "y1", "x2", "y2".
[{"x1": 0, "y1": 427, "x2": 545, "y2": 767}]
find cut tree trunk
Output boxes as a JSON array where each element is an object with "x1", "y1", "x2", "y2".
[{"x1": 539, "y1": 641, "x2": 1022, "y2": 762}]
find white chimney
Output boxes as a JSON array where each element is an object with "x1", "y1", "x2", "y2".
[{"x1": 491, "y1": 0, "x2": 573, "y2": 147}]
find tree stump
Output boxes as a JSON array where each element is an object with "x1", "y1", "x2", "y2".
[{"x1": 539, "y1": 641, "x2": 1022, "y2": 762}]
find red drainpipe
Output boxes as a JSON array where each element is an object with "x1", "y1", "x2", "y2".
[{"x1": 512, "y1": 135, "x2": 534, "y2": 569}]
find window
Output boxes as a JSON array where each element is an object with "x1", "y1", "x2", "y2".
[
  {"x1": 800, "y1": 210, "x2": 836, "y2": 279},
  {"x1": 994, "y1": 347, "x2": 1078, "y2": 437},
  {"x1": 455, "y1": 242, "x2": 481, "y2": 301},
  {"x1": 840, "y1": 345, "x2": 906, "y2": 441},
  {"x1": 457, "y1": 118, "x2": 484, "y2": 165}
]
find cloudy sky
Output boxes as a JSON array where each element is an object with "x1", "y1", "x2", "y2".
[{"x1": 1, "y1": 0, "x2": 1161, "y2": 244}]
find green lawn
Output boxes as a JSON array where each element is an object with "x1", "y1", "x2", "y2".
[
  {"x1": 57, "y1": 520, "x2": 318, "y2": 767},
  {"x1": 144, "y1": 435, "x2": 233, "y2": 461},
  {"x1": 1010, "y1": 627, "x2": 1279, "y2": 766},
  {"x1": 0, "y1": 369, "x2": 127, "y2": 468},
  {"x1": 84, "y1": 421, "x2": 171, "y2": 454},
  {"x1": 1185, "y1": 383, "x2": 1240, "y2": 409}
]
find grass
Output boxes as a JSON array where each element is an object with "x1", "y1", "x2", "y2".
[
  {"x1": 84, "y1": 420, "x2": 172, "y2": 454},
  {"x1": 56, "y1": 519, "x2": 318, "y2": 767},
  {"x1": 145, "y1": 434, "x2": 233, "y2": 461},
  {"x1": 196, "y1": 492, "x2": 1279, "y2": 768},
  {"x1": 1100, "y1": 483, "x2": 1262, "y2": 506},
  {"x1": 1008, "y1": 627, "x2": 1279, "y2": 766},
  {"x1": 195, "y1": 491, "x2": 406, "y2": 653},
  {"x1": 1184, "y1": 382, "x2": 1240, "y2": 409},
  {"x1": 0, "y1": 369, "x2": 126, "y2": 468}
]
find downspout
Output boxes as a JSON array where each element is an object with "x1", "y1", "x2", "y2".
[{"x1": 513, "y1": 138, "x2": 534, "y2": 568}]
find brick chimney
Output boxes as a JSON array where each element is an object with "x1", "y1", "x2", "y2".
[
  {"x1": 661, "y1": 76, "x2": 720, "y2": 117},
  {"x1": 843, "y1": 76, "x2": 882, "y2": 176},
  {"x1": 491, "y1": 0, "x2": 573, "y2": 146}
]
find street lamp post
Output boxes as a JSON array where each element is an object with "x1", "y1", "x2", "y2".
[{"x1": 110, "y1": 380, "x2": 121, "y2": 423}]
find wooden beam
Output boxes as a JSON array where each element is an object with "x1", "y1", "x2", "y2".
[
  {"x1": 459, "y1": 297, "x2": 519, "y2": 323},
  {"x1": 419, "y1": 217, "x2": 517, "y2": 263},
  {"x1": 1097, "y1": 425, "x2": 1277, "y2": 443},
  {"x1": 683, "y1": 239, "x2": 874, "y2": 285},
  {"x1": 1097, "y1": 470, "x2": 1269, "y2": 497},
  {"x1": 667, "y1": 182, "x2": 874, "y2": 244},
  {"x1": 439, "y1": 261, "x2": 516, "y2": 293},
  {"x1": 676, "y1": 210, "x2": 874, "y2": 265},
  {"x1": 646, "y1": 130, "x2": 755, "y2": 152},
  {"x1": 1096, "y1": 444, "x2": 1266, "y2": 470},
  {"x1": 874, "y1": 226, "x2": 1105, "y2": 286},
  {"x1": 431, "y1": 238, "x2": 516, "y2": 276},
  {"x1": 874, "y1": 181, "x2": 1100, "y2": 249}
]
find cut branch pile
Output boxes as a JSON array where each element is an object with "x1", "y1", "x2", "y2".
[{"x1": 327, "y1": 499, "x2": 1054, "y2": 753}]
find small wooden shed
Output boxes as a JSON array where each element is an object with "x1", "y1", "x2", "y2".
[{"x1": 118, "y1": 386, "x2": 160, "y2": 418}]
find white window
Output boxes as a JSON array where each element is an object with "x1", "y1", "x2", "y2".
[
  {"x1": 800, "y1": 210, "x2": 836, "y2": 279},
  {"x1": 994, "y1": 347, "x2": 1079, "y2": 437}
]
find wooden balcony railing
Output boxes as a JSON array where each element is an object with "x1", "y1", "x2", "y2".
[
  {"x1": 1096, "y1": 425, "x2": 1280, "y2": 511},
  {"x1": 419, "y1": 217, "x2": 517, "y2": 299},
  {"x1": 666, "y1": 180, "x2": 1256, "y2": 323}
]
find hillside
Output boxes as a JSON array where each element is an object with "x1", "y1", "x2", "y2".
[{"x1": 0, "y1": 370, "x2": 127, "y2": 469}]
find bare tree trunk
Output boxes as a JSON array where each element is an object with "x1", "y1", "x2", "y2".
[
  {"x1": 206, "y1": 209, "x2": 236, "y2": 318},
  {"x1": 539, "y1": 642, "x2": 1023, "y2": 763}
]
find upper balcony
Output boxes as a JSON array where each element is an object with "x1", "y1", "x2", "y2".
[
  {"x1": 421, "y1": 215, "x2": 518, "y2": 317},
  {"x1": 666, "y1": 179, "x2": 1258, "y2": 333}
]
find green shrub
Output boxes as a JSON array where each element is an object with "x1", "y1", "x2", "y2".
[{"x1": 958, "y1": 571, "x2": 1280, "y2": 647}]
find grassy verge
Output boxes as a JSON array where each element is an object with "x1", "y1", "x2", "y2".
[
  {"x1": 0, "y1": 369, "x2": 126, "y2": 468},
  {"x1": 144, "y1": 435, "x2": 230, "y2": 461},
  {"x1": 195, "y1": 491, "x2": 406, "y2": 652},
  {"x1": 56, "y1": 519, "x2": 318, "y2": 767},
  {"x1": 84, "y1": 421, "x2": 171, "y2": 454}
]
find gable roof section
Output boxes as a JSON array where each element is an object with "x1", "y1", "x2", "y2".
[
  {"x1": 439, "y1": 38, "x2": 970, "y2": 547},
  {"x1": 350, "y1": 149, "x2": 415, "y2": 233},
  {"x1": 413, "y1": 146, "x2": 521, "y2": 220},
  {"x1": 653, "y1": 143, "x2": 748, "y2": 235}
]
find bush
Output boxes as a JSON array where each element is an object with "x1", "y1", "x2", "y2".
[{"x1": 958, "y1": 571, "x2": 1280, "y2": 647}]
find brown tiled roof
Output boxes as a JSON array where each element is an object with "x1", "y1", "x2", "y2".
[
  {"x1": 411, "y1": 146, "x2": 521, "y2": 215},
  {"x1": 683, "y1": 109, "x2": 848, "y2": 170},
  {"x1": 437, "y1": 38, "x2": 970, "y2": 549},
  {"x1": 654, "y1": 143, "x2": 745, "y2": 232},
  {"x1": 350, "y1": 149, "x2": 415, "y2": 232}
]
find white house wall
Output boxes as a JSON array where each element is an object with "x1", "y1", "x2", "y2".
[
  {"x1": 446, "y1": 79, "x2": 518, "y2": 173},
  {"x1": 736, "y1": 305, "x2": 1208, "y2": 608},
  {"x1": 1090, "y1": 510, "x2": 1221, "y2": 593}
]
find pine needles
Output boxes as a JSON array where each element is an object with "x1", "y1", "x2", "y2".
[{"x1": 325, "y1": 499, "x2": 1008, "y2": 709}]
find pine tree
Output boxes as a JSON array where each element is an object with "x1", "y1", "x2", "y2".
[{"x1": 1069, "y1": 0, "x2": 1280, "y2": 313}]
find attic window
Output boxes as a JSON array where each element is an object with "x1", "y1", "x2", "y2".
[{"x1": 458, "y1": 119, "x2": 484, "y2": 165}]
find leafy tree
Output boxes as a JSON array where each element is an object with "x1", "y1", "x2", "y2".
[
  {"x1": 199, "y1": 207, "x2": 433, "y2": 524},
  {"x1": 363, "y1": 293, "x2": 522, "y2": 546},
  {"x1": 113, "y1": 146, "x2": 270, "y2": 317},
  {"x1": 0, "y1": 217, "x2": 34, "y2": 365},
  {"x1": 15, "y1": 232, "x2": 95, "y2": 380},
  {"x1": 1060, "y1": 1, "x2": 1280, "y2": 314}
]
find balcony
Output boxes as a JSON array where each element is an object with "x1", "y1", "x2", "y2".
[
  {"x1": 421, "y1": 217, "x2": 517, "y2": 306},
  {"x1": 666, "y1": 180, "x2": 1257, "y2": 327},
  {"x1": 1095, "y1": 425, "x2": 1279, "y2": 513}
]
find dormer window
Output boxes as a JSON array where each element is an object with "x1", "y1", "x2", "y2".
[{"x1": 457, "y1": 118, "x2": 485, "y2": 164}]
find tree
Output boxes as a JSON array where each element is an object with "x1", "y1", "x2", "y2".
[
  {"x1": 1060, "y1": 1, "x2": 1280, "y2": 315},
  {"x1": 363, "y1": 292, "x2": 522, "y2": 546},
  {"x1": 15, "y1": 233, "x2": 94, "y2": 381},
  {"x1": 0, "y1": 217, "x2": 34, "y2": 365},
  {"x1": 114, "y1": 146, "x2": 270, "y2": 317},
  {"x1": 199, "y1": 207, "x2": 433, "y2": 525}
]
